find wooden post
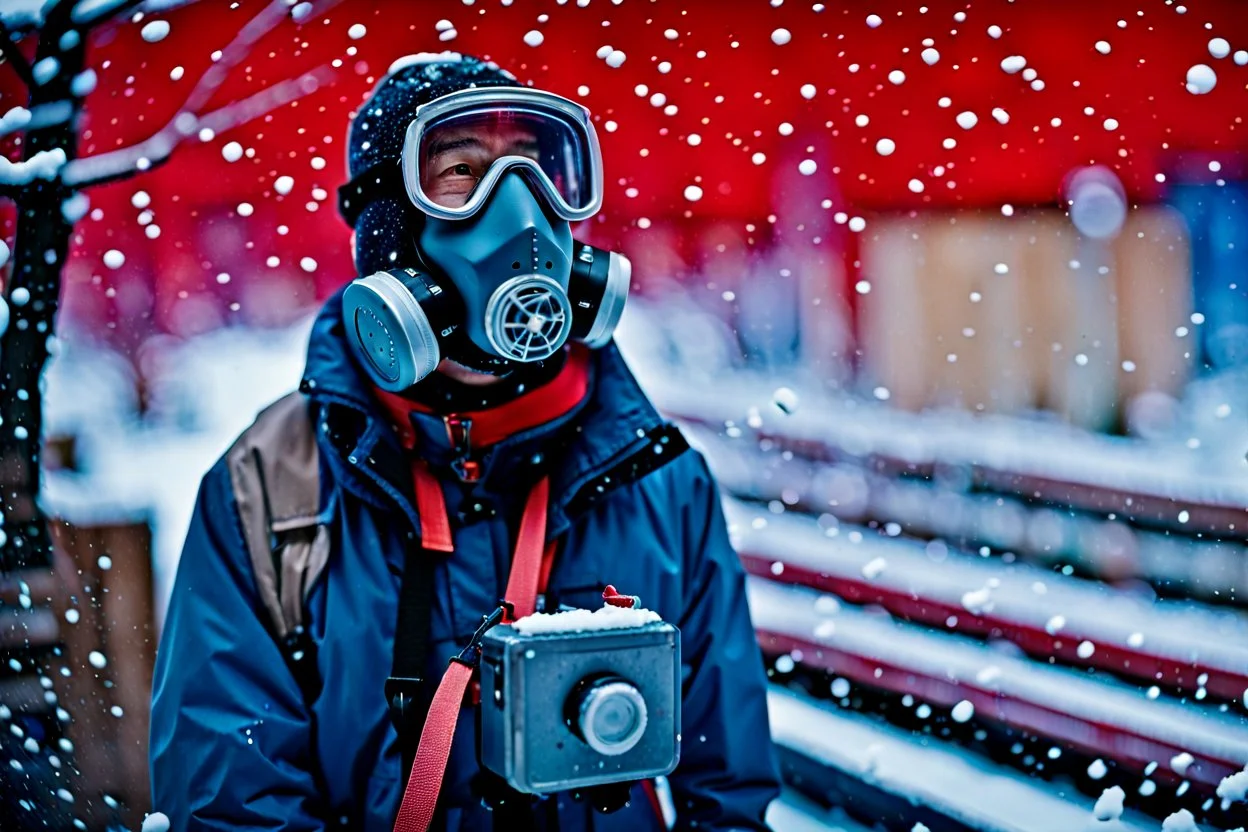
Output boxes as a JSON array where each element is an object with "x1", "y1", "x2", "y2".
[{"x1": 1, "y1": 515, "x2": 154, "y2": 831}]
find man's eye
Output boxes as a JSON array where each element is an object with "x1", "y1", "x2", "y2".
[{"x1": 451, "y1": 163, "x2": 473, "y2": 176}]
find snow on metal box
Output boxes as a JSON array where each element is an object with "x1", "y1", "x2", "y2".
[{"x1": 478, "y1": 620, "x2": 681, "y2": 794}]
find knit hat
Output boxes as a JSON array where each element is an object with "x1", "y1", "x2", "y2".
[{"x1": 343, "y1": 53, "x2": 520, "y2": 275}]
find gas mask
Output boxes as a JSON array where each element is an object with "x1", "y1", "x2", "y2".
[{"x1": 338, "y1": 87, "x2": 631, "y2": 392}]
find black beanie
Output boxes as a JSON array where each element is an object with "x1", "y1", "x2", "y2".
[{"x1": 346, "y1": 53, "x2": 519, "y2": 276}]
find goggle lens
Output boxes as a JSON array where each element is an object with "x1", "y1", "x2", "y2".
[{"x1": 417, "y1": 107, "x2": 592, "y2": 212}]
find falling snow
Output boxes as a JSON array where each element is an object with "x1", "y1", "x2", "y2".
[
  {"x1": 140, "y1": 20, "x2": 170, "y2": 42},
  {"x1": 1186, "y1": 64, "x2": 1216, "y2": 94},
  {"x1": 1000, "y1": 55, "x2": 1027, "y2": 74}
]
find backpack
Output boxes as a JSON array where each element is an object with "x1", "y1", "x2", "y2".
[
  {"x1": 225, "y1": 392, "x2": 329, "y2": 703},
  {"x1": 224, "y1": 390, "x2": 436, "y2": 772}
]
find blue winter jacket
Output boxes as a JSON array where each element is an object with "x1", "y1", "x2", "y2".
[{"x1": 149, "y1": 290, "x2": 780, "y2": 830}]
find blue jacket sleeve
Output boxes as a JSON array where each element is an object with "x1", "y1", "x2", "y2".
[
  {"x1": 667, "y1": 451, "x2": 781, "y2": 831},
  {"x1": 149, "y1": 461, "x2": 326, "y2": 830}
]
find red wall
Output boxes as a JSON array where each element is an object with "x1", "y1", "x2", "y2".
[{"x1": 2, "y1": 0, "x2": 1247, "y2": 331}]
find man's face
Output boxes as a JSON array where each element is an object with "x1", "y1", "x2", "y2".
[
  {"x1": 420, "y1": 116, "x2": 541, "y2": 208},
  {"x1": 419, "y1": 115, "x2": 545, "y2": 385}
]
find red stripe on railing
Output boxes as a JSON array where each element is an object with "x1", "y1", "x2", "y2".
[
  {"x1": 740, "y1": 552, "x2": 1248, "y2": 702},
  {"x1": 756, "y1": 628, "x2": 1242, "y2": 790}
]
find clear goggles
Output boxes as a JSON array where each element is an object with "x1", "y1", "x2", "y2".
[{"x1": 399, "y1": 87, "x2": 603, "y2": 222}]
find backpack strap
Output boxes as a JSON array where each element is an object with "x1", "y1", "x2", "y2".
[{"x1": 226, "y1": 391, "x2": 329, "y2": 703}]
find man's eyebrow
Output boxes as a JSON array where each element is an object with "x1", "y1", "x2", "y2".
[{"x1": 425, "y1": 135, "x2": 485, "y2": 159}]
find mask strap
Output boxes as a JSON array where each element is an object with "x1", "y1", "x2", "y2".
[{"x1": 337, "y1": 159, "x2": 408, "y2": 227}]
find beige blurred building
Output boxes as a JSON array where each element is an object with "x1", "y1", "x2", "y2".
[{"x1": 857, "y1": 208, "x2": 1192, "y2": 433}]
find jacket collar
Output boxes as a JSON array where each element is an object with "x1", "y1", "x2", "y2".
[{"x1": 299, "y1": 286, "x2": 667, "y2": 539}]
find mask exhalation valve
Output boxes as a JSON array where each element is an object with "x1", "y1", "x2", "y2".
[{"x1": 484, "y1": 275, "x2": 572, "y2": 362}]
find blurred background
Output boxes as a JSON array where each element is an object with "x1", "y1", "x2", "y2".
[{"x1": 2, "y1": 0, "x2": 1247, "y2": 830}]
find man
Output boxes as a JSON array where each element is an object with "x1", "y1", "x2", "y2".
[{"x1": 149, "y1": 53, "x2": 779, "y2": 831}]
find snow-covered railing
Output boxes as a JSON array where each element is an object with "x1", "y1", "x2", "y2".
[
  {"x1": 729, "y1": 500, "x2": 1248, "y2": 702},
  {"x1": 639, "y1": 366, "x2": 1248, "y2": 540},
  {"x1": 765, "y1": 792, "x2": 874, "y2": 832},
  {"x1": 693, "y1": 422, "x2": 1248, "y2": 603},
  {"x1": 768, "y1": 687, "x2": 1159, "y2": 832},
  {"x1": 753, "y1": 579, "x2": 1248, "y2": 794}
]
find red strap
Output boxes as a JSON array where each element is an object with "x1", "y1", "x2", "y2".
[
  {"x1": 391, "y1": 660, "x2": 474, "y2": 832},
  {"x1": 412, "y1": 462, "x2": 454, "y2": 554},
  {"x1": 642, "y1": 779, "x2": 666, "y2": 826},
  {"x1": 502, "y1": 476, "x2": 550, "y2": 621},
  {"x1": 393, "y1": 475, "x2": 553, "y2": 832},
  {"x1": 537, "y1": 539, "x2": 558, "y2": 602}
]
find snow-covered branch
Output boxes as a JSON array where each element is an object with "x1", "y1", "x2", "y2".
[
  {"x1": 62, "y1": 64, "x2": 334, "y2": 188},
  {"x1": 70, "y1": 0, "x2": 147, "y2": 28},
  {"x1": 57, "y1": 0, "x2": 340, "y2": 189},
  {"x1": 0, "y1": 148, "x2": 67, "y2": 197},
  {"x1": 0, "y1": 106, "x2": 34, "y2": 138}
]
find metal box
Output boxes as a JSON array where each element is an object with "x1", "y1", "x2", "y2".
[{"x1": 478, "y1": 620, "x2": 681, "y2": 794}]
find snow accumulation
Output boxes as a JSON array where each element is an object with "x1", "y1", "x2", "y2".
[
  {"x1": 1217, "y1": 763, "x2": 1248, "y2": 807},
  {"x1": 694, "y1": 417, "x2": 1247, "y2": 599},
  {"x1": 71, "y1": 0, "x2": 135, "y2": 25},
  {"x1": 1160, "y1": 809, "x2": 1199, "y2": 831},
  {"x1": 727, "y1": 500, "x2": 1248, "y2": 681},
  {"x1": 387, "y1": 51, "x2": 465, "y2": 77},
  {"x1": 512, "y1": 605, "x2": 660, "y2": 636},
  {"x1": 1093, "y1": 785, "x2": 1125, "y2": 821},
  {"x1": 627, "y1": 331, "x2": 1248, "y2": 508},
  {"x1": 749, "y1": 578, "x2": 1248, "y2": 777},
  {"x1": 766, "y1": 791, "x2": 874, "y2": 832},
  {"x1": 769, "y1": 687, "x2": 1155, "y2": 832},
  {"x1": 0, "y1": 106, "x2": 33, "y2": 136},
  {"x1": 0, "y1": 147, "x2": 66, "y2": 185},
  {"x1": 0, "y1": 0, "x2": 48, "y2": 27}
]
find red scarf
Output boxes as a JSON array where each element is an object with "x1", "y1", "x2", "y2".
[
  {"x1": 371, "y1": 345, "x2": 591, "y2": 451},
  {"x1": 370, "y1": 345, "x2": 591, "y2": 554}
]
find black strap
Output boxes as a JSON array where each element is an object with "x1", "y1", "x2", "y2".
[
  {"x1": 386, "y1": 536, "x2": 438, "y2": 780},
  {"x1": 337, "y1": 160, "x2": 408, "y2": 227}
]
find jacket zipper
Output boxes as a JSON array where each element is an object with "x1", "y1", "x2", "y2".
[{"x1": 444, "y1": 414, "x2": 481, "y2": 482}]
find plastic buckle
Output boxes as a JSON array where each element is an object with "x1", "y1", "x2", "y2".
[
  {"x1": 384, "y1": 676, "x2": 425, "y2": 736},
  {"x1": 452, "y1": 457, "x2": 482, "y2": 483}
]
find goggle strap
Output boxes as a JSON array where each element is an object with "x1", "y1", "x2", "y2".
[{"x1": 337, "y1": 160, "x2": 408, "y2": 227}]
